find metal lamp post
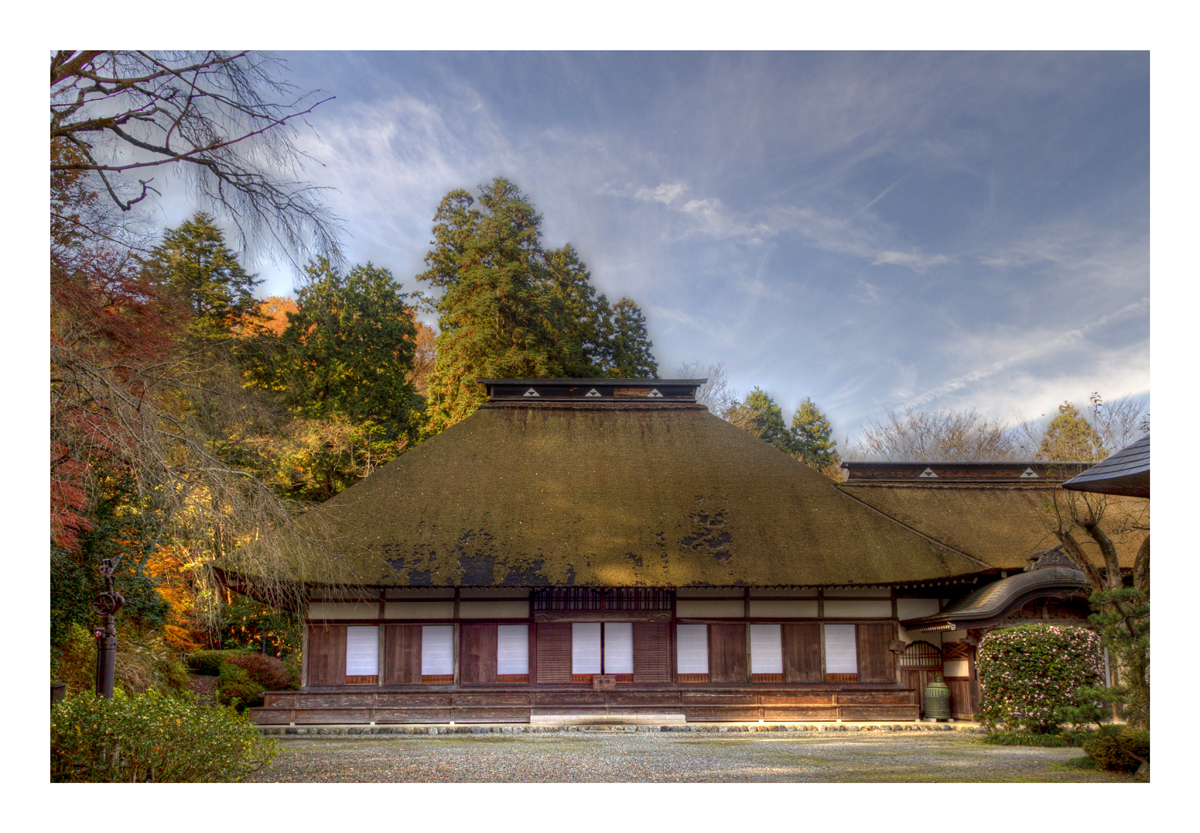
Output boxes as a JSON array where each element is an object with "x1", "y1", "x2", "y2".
[{"x1": 92, "y1": 558, "x2": 125, "y2": 699}]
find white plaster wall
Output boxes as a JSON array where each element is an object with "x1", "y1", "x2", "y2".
[
  {"x1": 823, "y1": 600, "x2": 892, "y2": 618},
  {"x1": 458, "y1": 600, "x2": 530, "y2": 619},
  {"x1": 897, "y1": 598, "x2": 940, "y2": 619},
  {"x1": 384, "y1": 589, "x2": 454, "y2": 600},
  {"x1": 382, "y1": 601, "x2": 455, "y2": 619},
  {"x1": 945, "y1": 660, "x2": 970, "y2": 678},
  {"x1": 824, "y1": 587, "x2": 891, "y2": 598},
  {"x1": 308, "y1": 601, "x2": 378, "y2": 620},
  {"x1": 676, "y1": 599, "x2": 744, "y2": 618},
  {"x1": 749, "y1": 600, "x2": 819, "y2": 618},
  {"x1": 460, "y1": 589, "x2": 530, "y2": 599}
]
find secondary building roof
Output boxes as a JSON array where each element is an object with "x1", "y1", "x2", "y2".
[{"x1": 1062, "y1": 435, "x2": 1150, "y2": 498}]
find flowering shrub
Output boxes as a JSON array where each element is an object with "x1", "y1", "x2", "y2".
[
  {"x1": 51, "y1": 690, "x2": 275, "y2": 782},
  {"x1": 976, "y1": 624, "x2": 1104, "y2": 733}
]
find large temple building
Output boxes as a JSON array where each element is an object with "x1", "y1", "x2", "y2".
[{"x1": 219, "y1": 379, "x2": 1145, "y2": 725}]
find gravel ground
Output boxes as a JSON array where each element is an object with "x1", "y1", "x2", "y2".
[{"x1": 250, "y1": 731, "x2": 1132, "y2": 783}]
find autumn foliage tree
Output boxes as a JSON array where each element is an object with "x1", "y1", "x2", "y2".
[{"x1": 50, "y1": 52, "x2": 347, "y2": 658}]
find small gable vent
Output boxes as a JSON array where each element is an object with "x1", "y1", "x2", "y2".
[
  {"x1": 585, "y1": 388, "x2": 602, "y2": 398},
  {"x1": 919, "y1": 468, "x2": 938, "y2": 478},
  {"x1": 523, "y1": 388, "x2": 540, "y2": 397},
  {"x1": 1020, "y1": 468, "x2": 1039, "y2": 479},
  {"x1": 647, "y1": 389, "x2": 663, "y2": 398}
]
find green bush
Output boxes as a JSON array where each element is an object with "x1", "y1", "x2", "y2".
[
  {"x1": 51, "y1": 690, "x2": 275, "y2": 782},
  {"x1": 224, "y1": 653, "x2": 296, "y2": 691},
  {"x1": 217, "y1": 662, "x2": 265, "y2": 710},
  {"x1": 1083, "y1": 727, "x2": 1150, "y2": 773},
  {"x1": 976, "y1": 624, "x2": 1104, "y2": 734},
  {"x1": 187, "y1": 649, "x2": 247, "y2": 676}
]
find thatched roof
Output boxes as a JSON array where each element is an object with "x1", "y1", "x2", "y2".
[
  {"x1": 227, "y1": 401, "x2": 996, "y2": 589},
  {"x1": 834, "y1": 482, "x2": 1147, "y2": 570}
]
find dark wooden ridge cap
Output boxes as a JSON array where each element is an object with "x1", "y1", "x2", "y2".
[
  {"x1": 1063, "y1": 434, "x2": 1150, "y2": 498},
  {"x1": 841, "y1": 460, "x2": 1092, "y2": 484},
  {"x1": 479, "y1": 377, "x2": 706, "y2": 404}
]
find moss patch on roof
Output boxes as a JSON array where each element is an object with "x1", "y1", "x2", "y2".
[
  {"x1": 835, "y1": 483, "x2": 1147, "y2": 571},
  {"x1": 226, "y1": 405, "x2": 989, "y2": 588}
]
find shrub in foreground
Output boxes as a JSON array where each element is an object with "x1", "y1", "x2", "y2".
[
  {"x1": 51, "y1": 690, "x2": 275, "y2": 782},
  {"x1": 1083, "y1": 727, "x2": 1150, "y2": 773},
  {"x1": 976, "y1": 624, "x2": 1104, "y2": 734}
]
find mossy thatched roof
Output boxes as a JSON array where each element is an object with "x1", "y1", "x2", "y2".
[
  {"x1": 227, "y1": 404, "x2": 1000, "y2": 589},
  {"x1": 834, "y1": 483, "x2": 1147, "y2": 571}
]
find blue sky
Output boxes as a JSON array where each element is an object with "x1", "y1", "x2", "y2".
[{"x1": 148, "y1": 51, "x2": 1150, "y2": 443}]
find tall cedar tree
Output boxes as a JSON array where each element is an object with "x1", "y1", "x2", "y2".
[
  {"x1": 790, "y1": 397, "x2": 840, "y2": 471},
  {"x1": 141, "y1": 213, "x2": 262, "y2": 337},
  {"x1": 419, "y1": 178, "x2": 657, "y2": 434}
]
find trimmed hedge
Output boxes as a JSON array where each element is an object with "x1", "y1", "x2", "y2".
[
  {"x1": 51, "y1": 690, "x2": 275, "y2": 782},
  {"x1": 976, "y1": 624, "x2": 1104, "y2": 734}
]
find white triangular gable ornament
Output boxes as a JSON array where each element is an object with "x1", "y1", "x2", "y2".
[
  {"x1": 585, "y1": 388, "x2": 602, "y2": 397},
  {"x1": 523, "y1": 388, "x2": 540, "y2": 397},
  {"x1": 919, "y1": 467, "x2": 938, "y2": 478},
  {"x1": 1020, "y1": 467, "x2": 1039, "y2": 479},
  {"x1": 647, "y1": 388, "x2": 663, "y2": 398}
]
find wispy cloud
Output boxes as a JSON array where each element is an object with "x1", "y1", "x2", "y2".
[
  {"x1": 634, "y1": 183, "x2": 687, "y2": 204},
  {"x1": 899, "y1": 297, "x2": 1149, "y2": 410}
]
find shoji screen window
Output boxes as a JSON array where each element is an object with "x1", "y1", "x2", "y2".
[
  {"x1": 750, "y1": 624, "x2": 783, "y2": 682},
  {"x1": 345, "y1": 625, "x2": 379, "y2": 684},
  {"x1": 603, "y1": 622, "x2": 633, "y2": 680},
  {"x1": 824, "y1": 623, "x2": 859, "y2": 682},
  {"x1": 497, "y1": 624, "x2": 529, "y2": 683},
  {"x1": 572, "y1": 623, "x2": 602, "y2": 681},
  {"x1": 676, "y1": 624, "x2": 709, "y2": 682},
  {"x1": 421, "y1": 625, "x2": 454, "y2": 683}
]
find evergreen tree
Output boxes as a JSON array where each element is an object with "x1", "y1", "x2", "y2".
[
  {"x1": 267, "y1": 259, "x2": 423, "y2": 441},
  {"x1": 1040, "y1": 401, "x2": 1107, "y2": 462},
  {"x1": 790, "y1": 397, "x2": 840, "y2": 470},
  {"x1": 142, "y1": 212, "x2": 262, "y2": 335},
  {"x1": 604, "y1": 298, "x2": 659, "y2": 378},
  {"x1": 418, "y1": 178, "x2": 658, "y2": 434},
  {"x1": 727, "y1": 388, "x2": 793, "y2": 454}
]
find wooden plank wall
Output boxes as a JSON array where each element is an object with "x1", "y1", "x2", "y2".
[
  {"x1": 632, "y1": 622, "x2": 670, "y2": 682},
  {"x1": 460, "y1": 623, "x2": 498, "y2": 684},
  {"x1": 535, "y1": 623, "x2": 572, "y2": 684},
  {"x1": 782, "y1": 623, "x2": 823, "y2": 682},
  {"x1": 709, "y1": 624, "x2": 747, "y2": 683},
  {"x1": 307, "y1": 625, "x2": 347, "y2": 686},
  {"x1": 382, "y1": 624, "x2": 422, "y2": 685}
]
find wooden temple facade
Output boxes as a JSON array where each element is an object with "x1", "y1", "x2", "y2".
[{"x1": 226, "y1": 379, "x2": 1143, "y2": 726}]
